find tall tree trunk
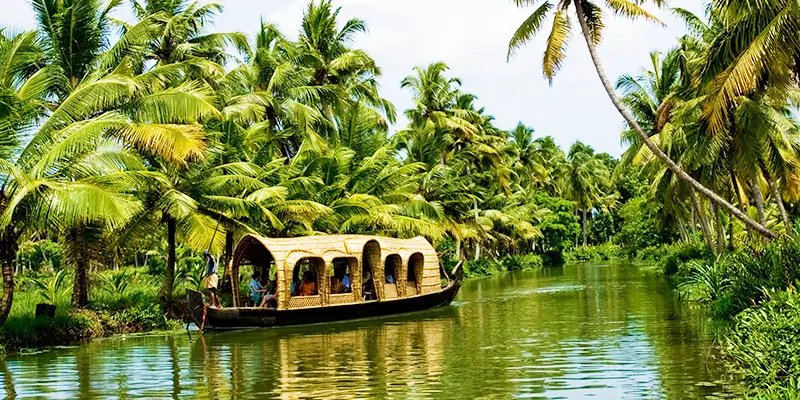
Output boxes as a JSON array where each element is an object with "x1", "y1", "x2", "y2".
[
  {"x1": 455, "y1": 238, "x2": 462, "y2": 261},
  {"x1": 582, "y1": 208, "x2": 588, "y2": 246},
  {"x1": 731, "y1": 172, "x2": 753, "y2": 240},
  {"x1": 713, "y1": 203, "x2": 725, "y2": 255},
  {"x1": 765, "y1": 173, "x2": 791, "y2": 236},
  {"x1": 677, "y1": 219, "x2": 688, "y2": 242},
  {"x1": 752, "y1": 177, "x2": 767, "y2": 227},
  {"x1": 572, "y1": 1, "x2": 776, "y2": 239},
  {"x1": 159, "y1": 217, "x2": 177, "y2": 302},
  {"x1": 71, "y1": 226, "x2": 89, "y2": 308},
  {"x1": 691, "y1": 206, "x2": 697, "y2": 237},
  {"x1": 728, "y1": 212, "x2": 735, "y2": 250},
  {"x1": 0, "y1": 234, "x2": 17, "y2": 328},
  {"x1": 689, "y1": 187, "x2": 714, "y2": 249},
  {"x1": 474, "y1": 241, "x2": 481, "y2": 261}
]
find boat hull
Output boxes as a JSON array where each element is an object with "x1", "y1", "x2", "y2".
[{"x1": 188, "y1": 263, "x2": 462, "y2": 330}]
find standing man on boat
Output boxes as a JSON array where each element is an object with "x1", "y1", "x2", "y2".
[{"x1": 203, "y1": 250, "x2": 222, "y2": 308}]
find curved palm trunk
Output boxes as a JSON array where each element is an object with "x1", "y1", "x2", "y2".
[
  {"x1": 71, "y1": 226, "x2": 89, "y2": 308},
  {"x1": 765, "y1": 172, "x2": 791, "y2": 235},
  {"x1": 752, "y1": 178, "x2": 766, "y2": 227},
  {"x1": 689, "y1": 187, "x2": 714, "y2": 249},
  {"x1": 159, "y1": 217, "x2": 177, "y2": 302},
  {"x1": 731, "y1": 171, "x2": 753, "y2": 240},
  {"x1": 572, "y1": 1, "x2": 776, "y2": 239}
]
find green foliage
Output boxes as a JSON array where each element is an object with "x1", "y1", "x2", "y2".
[
  {"x1": 15, "y1": 240, "x2": 62, "y2": 273},
  {"x1": 463, "y1": 255, "x2": 544, "y2": 278},
  {"x1": 680, "y1": 238, "x2": 800, "y2": 319},
  {"x1": 463, "y1": 259, "x2": 502, "y2": 279},
  {"x1": 534, "y1": 193, "x2": 580, "y2": 253},
  {"x1": 27, "y1": 269, "x2": 72, "y2": 305},
  {"x1": 501, "y1": 254, "x2": 543, "y2": 271},
  {"x1": 614, "y1": 196, "x2": 665, "y2": 256},
  {"x1": 724, "y1": 288, "x2": 800, "y2": 397},
  {"x1": 95, "y1": 269, "x2": 135, "y2": 297},
  {"x1": 565, "y1": 243, "x2": 621, "y2": 262}
]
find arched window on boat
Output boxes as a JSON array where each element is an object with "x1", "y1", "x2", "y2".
[
  {"x1": 362, "y1": 240, "x2": 380, "y2": 301},
  {"x1": 384, "y1": 254, "x2": 401, "y2": 299},
  {"x1": 230, "y1": 236, "x2": 278, "y2": 308},
  {"x1": 407, "y1": 253, "x2": 424, "y2": 296},
  {"x1": 290, "y1": 257, "x2": 323, "y2": 299},
  {"x1": 329, "y1": 257, "x2": 358, "y2": 305}
]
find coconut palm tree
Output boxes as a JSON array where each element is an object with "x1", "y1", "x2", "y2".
[
  {"x1": 507, "y1": 0, "x2": 775, "y2": 238},
  {"x1": 563, "y1": 142, "x2": 611, "y2": 246},
  {"x1": 131, "y1": 0, "x2": 249, "y2": 67},
  {"x1": 297, "y1": 0, "x2": 394, "y2": 123}
]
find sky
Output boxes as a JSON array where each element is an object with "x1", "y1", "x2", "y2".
[{"x1": 0, "y1": 0, "x2": 704, "y2": 157}]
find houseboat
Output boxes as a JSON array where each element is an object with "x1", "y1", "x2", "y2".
[{"x1": 187, "y1": 234, "x2": 463, "y2": 330}]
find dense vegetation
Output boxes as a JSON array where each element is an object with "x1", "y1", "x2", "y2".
[
  {"x1": 1, "y1": 0, "x2": 800, "y2": 395},
  {"x1": 0, "y1": 0, "x2": 624, "y2": 349}
]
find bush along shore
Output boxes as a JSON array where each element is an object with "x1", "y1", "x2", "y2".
[{"x1": 0, "y1": 264, "x2": 188, "y2": 355}]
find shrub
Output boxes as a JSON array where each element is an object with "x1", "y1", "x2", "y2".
[
  {"x1": 541, "y1": 250, "x2": 565, "y2": 266},
  {"x1": 724, "y1": 288, "x2": 800, "y2": 396},
  {"x1": 501, "y1": 254, "x2": 543, "y2": 271},
  {"x1": 565, "y1": 243, "x2": 621, "y2": 262},
  {"x1": 614, "y1": 196, "x2": 665, "y2": 257},
  {"x1": 679, "y1": 238, "x2": 800, "y2": 319},
  {"x1": 463, "y1": 259, "x2": 501, "y2": 278}
]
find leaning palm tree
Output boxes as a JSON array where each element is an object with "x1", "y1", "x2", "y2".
[{"x1": 506, "y1": 0, "x2": 776, "y2": 238}]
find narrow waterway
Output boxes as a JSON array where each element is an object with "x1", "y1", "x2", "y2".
[{"x1": 1, "y1": 262, "x2": 735, "y2": 399}]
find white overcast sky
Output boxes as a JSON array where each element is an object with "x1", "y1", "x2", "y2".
[{"x1": 0, "y1": 0, "x2": 704, "y2": 157}]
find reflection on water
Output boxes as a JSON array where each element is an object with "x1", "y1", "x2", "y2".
[{"x1": 1, "y1": 262, "x2": 737, "y2": 399}]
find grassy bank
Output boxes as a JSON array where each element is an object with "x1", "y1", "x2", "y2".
[{"x1": 0, "y1": 268, "x2": 184, "y2": 354}]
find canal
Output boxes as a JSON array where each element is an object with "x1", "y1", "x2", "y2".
[{"x1": 1, "y1": 261, "x2": 734, "y2": 398}]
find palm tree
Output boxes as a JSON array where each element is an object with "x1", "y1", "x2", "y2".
[
  {"x1": 0, "y1": 29, "x2": 49, "y2": 325},
  {"x1": 297, "y1": 0, "x2": 394, "y2": 123},
  {"x1": 131, "y1": 0, "x2": 249, "y2": 67},
  {"x1": 506, "y1": 0, "x2": 776, "y2": 238},
  {"x1": 563, "y1": 142, "x2": 611, "y2": 246}
]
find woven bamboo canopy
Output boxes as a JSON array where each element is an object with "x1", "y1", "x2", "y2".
[{"x1": 230, "y1": 234, "x2": 442, "y2": 310}]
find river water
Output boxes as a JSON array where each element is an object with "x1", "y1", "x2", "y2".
[{"x1": 1, "y1": 261, "x2": 736, "y2": 399}]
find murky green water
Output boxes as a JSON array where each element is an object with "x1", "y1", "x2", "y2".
[{"x1": 1, "y1": 262, "x2": 736, "y2": 399}]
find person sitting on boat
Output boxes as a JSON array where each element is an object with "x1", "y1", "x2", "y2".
[
  {"x1": 331, "y1": 264, "x2": 352, "y2": 294},
  {"x1": 249, "y1": 271, "x2": 269, "y2": 307},
  {"x1": 290, "y1": 269, "x2": 300, "y2": 296},
  {"x1": 203, "y1": 250, "x2": 222, "y2": 308},
  {"x1": 298, "y1": 270, "x2": 317, "y2": 296},
  {"x1": 264, "y1": 279, "x2": 278, "y2": 308},
  {"x1": 341, "y1": 271, "x2": 351, "y2": 292},
  {"x1": 386, "y1": 273, "x2": 396, "y2": 284},
  {"x1": 362, "y1": 270, "x2": 376, "y2": 300}
]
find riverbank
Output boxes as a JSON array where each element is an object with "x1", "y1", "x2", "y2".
[
  {"x1": 458, "y1": 254, "x2": 544, "y2": 279},
  {"x1": 566, "y1": 239, "x2": 800, "y2": 398},
  {"x1": 0, "y1": 269, "x2": 184, "y2": 355}
]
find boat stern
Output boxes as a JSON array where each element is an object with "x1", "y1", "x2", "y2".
[{"x1": 187, "y1": 290, "x2": 206, "y2": 330}]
